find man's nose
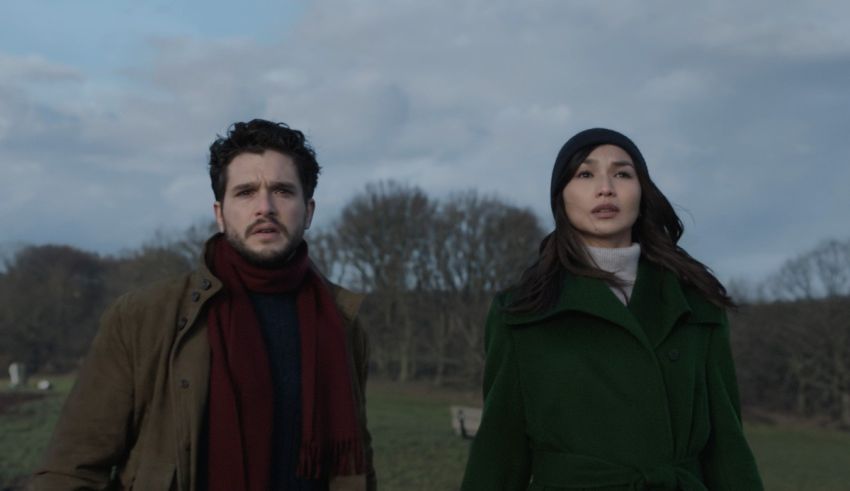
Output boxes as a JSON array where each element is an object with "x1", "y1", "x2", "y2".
[{"x1": 255, "y1": 190, "x2": 276, "y2": 215}]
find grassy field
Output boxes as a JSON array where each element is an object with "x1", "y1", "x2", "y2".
[
  {"x1": 0, "y1": 375, "x2": 73, "y2": 490},
  {"x1": 3, "y1": 376, "x2": 850, "y2": 490},
  {"x1": 747, "y1": 424, "x2": 850, "y2": 490},
  {"x1": 368, "y1": 381, "x2": 477, "y2": 489}
]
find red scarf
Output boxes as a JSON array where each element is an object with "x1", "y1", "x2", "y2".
[{"x1": 206, "y1": 236, "x2": 365, "y2": 491}]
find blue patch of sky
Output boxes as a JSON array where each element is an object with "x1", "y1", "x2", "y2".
[{"x1": 0, "y1": 0, "x2": 308, "y2": 77}]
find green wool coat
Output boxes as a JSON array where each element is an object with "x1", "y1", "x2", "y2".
[{"x1": 461, "y1": 260, "x2": 763, "y2": 490}]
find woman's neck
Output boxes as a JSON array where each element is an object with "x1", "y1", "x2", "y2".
[{"x1": 586, "y1": 243, "x2": 641, "y2": 304}]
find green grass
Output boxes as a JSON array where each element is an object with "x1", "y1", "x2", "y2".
[
  {"x1": 3, "y1": 376, "x2": 850, "y2": 490},
  {"x1": 369, "y1": 385, "x2": 850, "y2": 490},
  {"x1": 748, "y1": 424, "x2": 850, "y2": 491},
  {"x1": 0, "y1": 375, "x2": 73, "y2": 489},
  {"x1": 368, "y1": 381, "x2": 477, "y2": 490}
]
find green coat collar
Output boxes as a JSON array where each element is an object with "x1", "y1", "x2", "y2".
[{"x1": 504, "y1": 260, "x2": 723, "y2": 348}]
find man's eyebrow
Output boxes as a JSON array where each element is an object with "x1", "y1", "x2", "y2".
[
  {"x1": 230, "y1": 181, "x2": 299, "y2": 193},
  {"x1": 230, "y1": 182, "x2": 258, "y2": 193},
  {"x1": 269, "y1": 181, "x2": 298, "y2": 189}
]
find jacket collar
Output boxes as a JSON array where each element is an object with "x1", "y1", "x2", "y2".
[{"x1": 505, "y1": 259, "x2": 722, "y2": 348}]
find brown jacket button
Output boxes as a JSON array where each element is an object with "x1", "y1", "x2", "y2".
[
  {"x1": 191, "y1": 291, "x2": 200, "y2": 302},
  {"x1": 201, "y1": 279, "x2": 212, "y2": 290},
  {"x1": 177, "y1": 317, "x2": 188, "y2": 330},
  {"x1": 180, "y1": 379, "x2": 190, "y2": 389}
]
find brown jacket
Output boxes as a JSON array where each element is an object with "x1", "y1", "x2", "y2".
[{"x1": 31, "y1": 258, "x2": 375, "y2": 491}]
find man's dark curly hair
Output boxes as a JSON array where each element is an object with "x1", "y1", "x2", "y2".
[{"x1": 208, "y1": 119, "x2": 321, "y2": 202}]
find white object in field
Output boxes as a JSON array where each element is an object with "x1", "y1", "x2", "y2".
[
  {"x1": 450, "y1": 405, "x2": 482, "y2": 439},
  {"x1": 9, "y1": 362, "x2": 28, "y2": 388}
]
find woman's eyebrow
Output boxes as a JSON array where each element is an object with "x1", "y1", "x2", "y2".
[
  {"x1": 582, "y1": 158, "x2": 634, "y2": 167},
  {"x1": 611, "y1": 160, "x2": 635, "y2": 167}
]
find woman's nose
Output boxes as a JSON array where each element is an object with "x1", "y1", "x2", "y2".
[{"x1": 597, "y1": 177, "x2": 615, "y2": 197}]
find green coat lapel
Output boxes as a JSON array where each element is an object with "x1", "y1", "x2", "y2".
[
  {"x1": 629, "y1": 260, "x2": 724, "y2": 347},
  {"x1": 505, "y1": 271, "x2": 651, "y2": 349},
  {"x1": 628, "y1": 260, "x2": 688, "y2": 347},
  {"x1": 504, "y1": 260, "x2": 725, "y2": 350}
]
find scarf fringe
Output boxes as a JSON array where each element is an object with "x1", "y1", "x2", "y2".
[{"x1": 297, "y1": 438, "x2": 366, "y2": 479}]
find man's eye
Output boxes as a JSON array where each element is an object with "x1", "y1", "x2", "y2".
[{"x1": 235, "y1": 189, "x2": 253, "y2": 197}]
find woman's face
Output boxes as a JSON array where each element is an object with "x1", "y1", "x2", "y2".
[{"x1": 561, "y1": 144, "x2": 642, "y2": 248}]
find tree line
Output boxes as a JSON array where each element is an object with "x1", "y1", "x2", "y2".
[
  {"x1": 1, "y1": 182, "x2": 849, "y2": 427},
  {"x1": 0, "y1": 223, "x2": 211, "y2": 373},
  {"x1": 729, "y1": 238, "x2": 850, "y2": 428},
  {"x1": 311, "y1": 182, "x2": 544, "y2": 385}
]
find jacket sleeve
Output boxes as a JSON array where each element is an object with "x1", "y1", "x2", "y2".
[
  {"x1": 31, "y1": 296, "x2": 135, "y2": 490},
  {"x1": 700, "y1": 312, "x2": 764, "y2": 490},
  {"x1": 461, "y1": 297, "x2": 531, "y2": 491},
  {"x1": 349, "y1": 315, "x2": 377, "y2": 491}
]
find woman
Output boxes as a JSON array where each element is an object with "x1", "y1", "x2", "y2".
[{"x1": 461, "y1": 128, "x2": 763, "y2": 490}]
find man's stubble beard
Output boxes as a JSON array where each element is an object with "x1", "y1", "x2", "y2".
[{"x1": 224, "y1": 222, "x2": 305, "y2": 269}]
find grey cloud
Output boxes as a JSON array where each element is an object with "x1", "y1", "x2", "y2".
[
  {"x1": 5, "y1": 0, "x2": 850, "y2": 282},
  {"x1": 0, "y1": 53, "x2": 81, "y2": 84}
]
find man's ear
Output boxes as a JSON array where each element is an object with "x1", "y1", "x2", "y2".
[
  {"x1": 213, "y1": 201, "x2": 225, "y2": 232},
  {"x1": 304, "y1": 198, "x2": 316, "y2": 230}
]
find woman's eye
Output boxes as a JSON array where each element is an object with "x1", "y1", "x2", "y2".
[
  {"x1": 576, "y1": 171, "x2": 592, "y2": 178},
  {"x1": 616, "y1": 171, "x2": 634, "y2": 178}
]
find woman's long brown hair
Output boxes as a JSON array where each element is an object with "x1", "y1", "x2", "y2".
[{"x1": 506, "y1": 145, "x2": 734, "y2": 315}]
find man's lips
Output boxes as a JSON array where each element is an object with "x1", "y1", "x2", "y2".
[{"x1": 248, "y1": 222, "x2": 281, "y2": 235}]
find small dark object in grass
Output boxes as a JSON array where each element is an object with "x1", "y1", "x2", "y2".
[{"x1": 0, "y1": 392, "x2": 46, "y2": 414}]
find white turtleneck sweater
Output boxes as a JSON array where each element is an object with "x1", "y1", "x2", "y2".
[{"x1": 586, "y1": 243, "x2": 641, "y2": 305}]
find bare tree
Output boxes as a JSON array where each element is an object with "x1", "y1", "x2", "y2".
[
  {"x1": 102, "y1": 246, "x2": 192, "y2": 298},
  {"x1": 0, "y1": 245, "x2": 105, "y2": 371},
  {"x1": 768, "y1": 255, "x2": 816, "y2": 301},
  {"x1": 335, "y1": 181, "x2": 434, "y2": 382},
  {"x1": 325, "y1": 183, "x2": 543, "y2": 386},
  {"x1": 733, "y1": 236, "x2": 850, "y2": 426},
  {"x1": 812, "y1": 239, "x2": 850, "y2": 297},
  {"x1": 767, "y1": 238, "x2": 850, "y2": 301},
  {"x1": 427, "y1": 191, "x2": 543, "y2": 384},
  {"x1": 155, "y1": 221, "x2": 219, "y2": 265},
  {"x1": 0, "y1": 224, "x2": 209, "y2": 372},
  {"x1": 308, "y1": 229, "x2": 350, "y2": 284}
]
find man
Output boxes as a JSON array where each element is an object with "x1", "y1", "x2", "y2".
[{"x1": 33, "y1": 119, "x2": 375, "y2": 491}]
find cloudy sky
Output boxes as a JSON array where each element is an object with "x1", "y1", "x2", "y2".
[{"x1": 1, "y1": 0, "x2": 848, "y2": 282}]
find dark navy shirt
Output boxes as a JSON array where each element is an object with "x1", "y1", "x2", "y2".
[{"x1": 249, "y1": 292, "x2": 326, "y2": 491}]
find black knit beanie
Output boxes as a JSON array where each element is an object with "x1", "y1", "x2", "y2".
[{"x1": 549, "y1": 128, "x2": 648, "y2": 217}]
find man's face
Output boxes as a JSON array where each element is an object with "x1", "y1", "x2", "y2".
[{"x1": 214, "y1": 150, "x2": 315, "y2": 266}]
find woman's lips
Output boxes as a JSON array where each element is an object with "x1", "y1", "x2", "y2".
[{"x1": 591, "y1": 204, "x2": 620, "y2": 218}]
